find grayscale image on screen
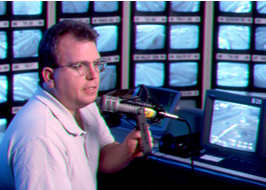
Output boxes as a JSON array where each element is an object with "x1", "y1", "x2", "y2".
[{"x1": 210, "y1": 100, "x2": 260, "y2": 152}]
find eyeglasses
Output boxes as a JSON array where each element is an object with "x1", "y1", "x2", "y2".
[{"x1": 56, "y1": 58, "x2": 106, "y2": 76}]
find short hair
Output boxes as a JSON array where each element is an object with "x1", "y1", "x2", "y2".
[{"x1": 38, "y1": 20, "x2": 99, "y2": 86}]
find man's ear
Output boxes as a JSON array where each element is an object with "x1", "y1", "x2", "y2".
[{"x1": 42, "y1": 67, "x2": 55, "y2": 88}]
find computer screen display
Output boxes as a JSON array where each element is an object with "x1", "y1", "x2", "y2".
[
  {"x1": 13, "y1": 72, "x2": 39, "y2": 101},
  {"x1": 0, "y1": 75, "x2": 7, "y2": 103},
  {"x1": 94, "y1": 1, "x2": 118, "y2": 12},
  {"x1": 202, "y1": 90, "x2": 265, "y2": 155},
  {"x1": 135, "y1": 62, "x2": 164, "y2": 87},
  {"x1": 61, "y1": 1, "x2": 89, "y2": 14},
  {"x1": 170, "y1": 1, "x2": 200, "y2": 12},
  {"x1": 218, "y1": 25, "x2": 250, "y2": 50},
  {"x1": 170, "y1": 24, "x2": 199, "y2": 50},
  {"x1": 0, "y1": 118, "x2": 7, "y2": 144},
  {"x1": 13, "y1": 29, "x2": 42, "y2": 58},
  {"x1": 210, "y1": 99, "x2": 260, "y2": 152},
  {"x1": 136, "y1": 2, "x2": 166, "y2": 12},
  {"x1": 255, "y1": 26, "x2": 266, "y2": 51},
  {"x1": 219, "y1": 1, "x2": 251, "y2": 13},
  {"x1": 169, "y1": 62, "x2": 198, "y2": 87},
  {"x1": 94, "y1": 25, "x2": 118, "y2": 52},
  {"x1": 13, "y1": 1, "x2": 43, "y2": 15},
  {"x1": 254, "y1": 64, "x2": 266, "y2": 88},
  {"x1": 0, "y1": 1, "x2": 6, "y2": 15},
  {"x1": 135, "y1": 24, "x2": 165, "y2": 50},
  {"x1": 217, "y1": 62, "x2": 249, "y2": 87},
  {"x1": 99, "y1": 65, "x2": 117, "y2": 91},
  {"x1": 0, "y1": 31, "x2": 7, "y2": 59}
]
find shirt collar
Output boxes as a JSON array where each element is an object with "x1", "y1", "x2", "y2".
[{"x1": 34, "y1": 87, "x2": 86, "y2": 136}]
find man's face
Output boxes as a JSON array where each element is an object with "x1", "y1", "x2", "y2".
[{"x1": 51, "y1": 33, "x2": 100, "y2": 112}]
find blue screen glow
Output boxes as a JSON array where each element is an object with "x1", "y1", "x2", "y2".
[
  {"x1": 136, "y1": 24, "x2": 165, "y2": 50},
  {"x1": 217, "y1": 62, "x2": 249, "y2": 87},
  {"x1": 13, "y1": 30, "x2": 42, "y2": 58},
  {"x1": 13, "y1": 72, "x2": 39, "y2": 101},
  {"x1": 218, "y1": 25, "x2": 250, "y2": 50},
  {"x1": 94, "y1": 25, "x2": 118, "y2": 52},
  {"x1": 135, "y1": 62, "x2": 164, "y2": 87},
  {"x1": 170, "y1": 25, "x2": 199, "y2": 49},
  {"x1": 169, "y1": 62, "x2": 198, "y2": 87}
]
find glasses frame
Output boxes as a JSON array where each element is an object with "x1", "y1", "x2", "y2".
[{"x1": 55, "y1": 58, "x2": 107, "y2": 76}]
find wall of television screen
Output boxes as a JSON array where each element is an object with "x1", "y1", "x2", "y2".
[
  {"x1": 130, "y1": 1, "x2": 204, "y2": 107},
  {"x1": 213, "y1": 1, "x2": 266, "y2": 92}
]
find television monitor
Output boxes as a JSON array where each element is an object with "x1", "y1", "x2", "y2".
[
  {"x1": 135, "y1": 62, "x2": 164, "y2": 87},
  {"x1": 170, "y1": 24, "x2": 199, "y2": 50},
  {"x1": 0, "y1": 118, "x2": 7, "y2": 144},
  {"x1": 94, "y1": 25, "x2": 118, "y2": 52},
  {"x1": 132, "y1": 85, "x2": 181, "y2": 138},
  {"x1": 12, "y1": 1, "x2": 43, "y2": 15},
  {"x1": 254, "y1": 64, "x2": 266, "y2": 88},
  {"x1": 61, "y1": 1, "x2": 89, "y2": 14},
  {"x1": 255, "y1": 26, "x2": 266, "y2": 51},
  {"x1": 201, "y1": 89, "x2": 266, "y2": 158},
  {"x1": 0, "y1": 75, "x2": 7, "y2": 103},
  {"x1": 99, "y1": 65, "x2": 117, "y2": 91},
  {"x1": 13, "y1": 72, "x2": 39, "y2": 101},
  {"x1": 136, "y1": 2, "x2": 166, "y2": 12},
  {"x1": 0, "y1": 31, "x2": 7, "y2": 59},
  {"x1": 219, "y1": 1, "x2": 251, "y2": 13},
  {"x1": 170, "y1": 1, "x2": 200, "y2": 12},
  {"x1": 217, "y1": 62, "x2": 249, "y2": 87},
  {"x1": 94, "y1": 1, "x2": 118, "y2": 13},
  {"x1": 13, "y1": 29, "x2": 42, "y2": 58},
  {"x1": 257, "y1": 1, "x2": 266, "y2": 14},
  {"x1": 0, "y1": 1, "x2": 6, "y2": 15},
  {"x1": 218, "y1": 25, "x2": 251, "y2": 50},
  {"x1": 169, "y1": 62, "x2": 198, "y2": 87},
  {"x1": 135, "y1": 24, "x2": 165, "y2": 50}
]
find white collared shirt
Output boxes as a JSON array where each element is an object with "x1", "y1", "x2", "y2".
[{"x1": 0, "y1": 87, "x2": 114, "y2": 190}]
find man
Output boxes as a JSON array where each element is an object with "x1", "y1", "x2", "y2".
[{"x1": 0, "y1": 20, "x2": 151, "y2": 190}]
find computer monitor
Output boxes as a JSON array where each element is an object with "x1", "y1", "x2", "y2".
[
  {"x1": 133, "y1": 85, "x2": 181, "y2": 137},
  {"x1": 201, "y1": 89, "x2": 266, "y2": 157}
]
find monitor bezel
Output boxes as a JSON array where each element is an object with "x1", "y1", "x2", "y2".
[{"x1": 201, "y1": 89, "x2": 266, "y2": 158}]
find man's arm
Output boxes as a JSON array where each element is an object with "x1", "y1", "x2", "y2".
[{"x1": 98, "y1": 129, "x2": 145, "y2": 173}]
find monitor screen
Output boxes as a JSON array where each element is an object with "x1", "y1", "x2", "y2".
[
  {"x1": 136, "y1": 2, "x2": 166, "y2": 12},
  {"x1": 169, "y1": 62, "x2": 198, "y2": 87},
  {"x1": 94, "y1": 25, "x2": 118, "y2": 52},
  {"x1": 254, "y1": 64, "x2": 266, "y2": 88},
  {"x1": 0, "y1": 75, "x2": 7, "y2": 103},
  {"x1": 135, "y1": 62, "x2": 164, "y2": 87},
  {"x1": 219, "y1": 1, "x2": 251, "y2": 13},
  {"x1": 94, "y1": 1, "x2": 118, "y2": 12},
  {"x1": 13, "y1": 1, "x2": 43, "y2": 15},
  {"x1": 255, "y1": 26, "x2": 266, "y2": 51},
  {"x1": 202, "y1": 89, "x2": 264, "y2": 155},
  {"x1": 170, "y1": 1, "x2": 200, "y2": 12},
  {"x1": 61, "y1": 1, "x2": 89, "y2": 14},
  {"x1": 99, "y1": 65, "x2": 117, "y2": 91},
  {"x1": 218, "y1": 25, "x2": 251, "y2": 50},
  {"x1": 13, "y1": 29, "x2": 42, "y2": 58},
  {"x1": 217, "y1": 62, "x2": 249, "y2": 87},
  {"x1": 13, "y1": 72, "x2": 39, "y2": 101},
  {"x1": 0, "y1": 118, "x2": 7, "y2": 144},
  {"x1": 257, "y1": 2, "x2": 266, "y2": 14},
  {"x1": 135, "y1": 24, "x2": 165, "y2": 50},
  {"x1": 0, "y1": 1, "x2": 6, "y2": 15},
  {"x1": 210, "y1": 99, "x2": 260, "y2": 152},
  {"x1": 0, "y1": 31, "x2": 7, "y2": 59},
  {"x1": 170, "y1": 24, "x2": 199, "y2": 50}
]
